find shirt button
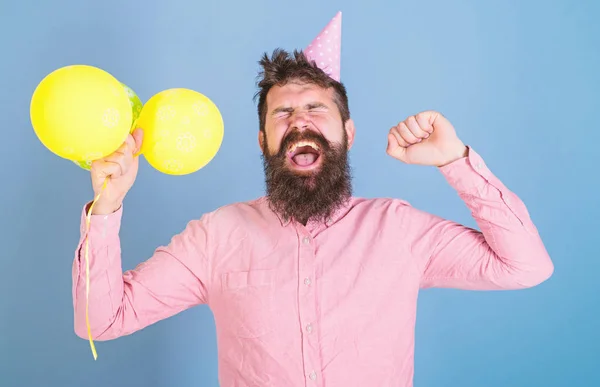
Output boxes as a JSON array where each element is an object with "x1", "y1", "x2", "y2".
[
  {"x1": 306, "y1": 323, "x2": 313, "y2": 333},
  {"x1": 302, "y1": 236, "x2": 310, "y2": 244},
  {"x1": 309, "y1": 371, "x2": 317, "y2": 381},
  {"x1": 304, "y1": 277, "x2": 312, "y2": 286}
]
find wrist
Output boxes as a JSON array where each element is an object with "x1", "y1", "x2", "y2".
[
  {"x1": 90, "y1": 200, "x2": 122, "y2": 215},
  {"x1": 437, "y1": 143, "x2": 468, "y2": 167}
]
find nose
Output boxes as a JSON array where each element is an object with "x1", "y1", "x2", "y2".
[{"x1": 290, "y1": 111, "x2": 311, "y2": 131}]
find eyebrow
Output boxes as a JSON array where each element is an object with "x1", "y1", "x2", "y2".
[{"x1": 270, "y1": 102, "x2": 329, "y2": 116}]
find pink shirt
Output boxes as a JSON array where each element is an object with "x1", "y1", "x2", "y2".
[{"x1": 72, "y1": 147, "x2": 553, "y2": 386}]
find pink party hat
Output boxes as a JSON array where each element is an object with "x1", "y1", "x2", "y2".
[{"x1": 305, "y1": 11, "x2": 342, "y2": 81}]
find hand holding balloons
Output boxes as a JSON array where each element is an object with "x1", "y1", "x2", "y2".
[
  {"x1": 85, "y1": 87, "x2": 224, "y2": 214},
  {"x1": 89, "y1": 128, "x2": 144, "y2": 215}
]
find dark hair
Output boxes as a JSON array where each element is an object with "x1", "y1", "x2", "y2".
[{"x1": 254, "y1": 48, "x2": 350, "y2": 132}]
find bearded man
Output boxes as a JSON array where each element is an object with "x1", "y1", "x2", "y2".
[{"x1": 72, "y1": 12, "x2": 553, "y2": 387}]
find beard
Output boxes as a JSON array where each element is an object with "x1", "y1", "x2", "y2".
[{"x1": 261, "y1": 128, "x2": 352, "y2": 225}]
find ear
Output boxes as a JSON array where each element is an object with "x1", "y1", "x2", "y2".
[
  {"x1": 258, "y1": 130, "x2": 266, "y2": 153},
  {"x1": 344, "y1": 118, "x2": 356, "y2": 149}
]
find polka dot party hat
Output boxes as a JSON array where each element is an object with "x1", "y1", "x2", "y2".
[{"x1": 304, "y1": 11, "x2": 342, "y2": 81}]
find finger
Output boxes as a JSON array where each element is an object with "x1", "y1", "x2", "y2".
[
  {"x1": 113, "y1": 135, "x2": 137, "y2": 160},
  {"x1": 390, "y1": 126, "x2": 409, "y2": 147},
  {"x1": 98, "y1": 141, "x2": 131, "y2": 174},
  {"x1": 387, "y1": 132, "x2": 407, "y2": 161},
  {"x1": 396, "y1": 122, "x2": 420, "y2": 145},
  {"x1": 102, "y1": 136, "x2": 132, "y2": 162},
  {"x1": 124, "y1": 133, "x2": 136, "y2": 154},
  {"x1": 131, "y1": 128, "x2": 144, "y2": 155},
  {"x1": 117, "y1": 133, "x2": 138, "y2": 159},
  {"x1": 91, "y1": 159, "x2": 124, "y2": 180},
  {"x1": 405, "y1": 115, "x2": 430, "y2": 139},
  {"x1": 104, "y1": 145, "x2": 135, "y2": 175},
  {"x1": 415, "y1": 112, "x2": 435, "y2": 134}
]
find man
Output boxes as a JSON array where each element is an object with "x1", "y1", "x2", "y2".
[{"x1": 73, "y1": 12, "x2": 553, "y2": 387}]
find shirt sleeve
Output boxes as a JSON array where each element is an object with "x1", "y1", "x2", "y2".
[
  {"x1": 71, "y1": 204, "x2": 211, "y2": 340},
  {"x1": 411, "y1": 146, "x2": 553, "y2": 290}
]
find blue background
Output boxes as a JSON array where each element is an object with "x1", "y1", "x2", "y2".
[{"x1": 1, "y1": 0, "x2": 598, "y2": 386}]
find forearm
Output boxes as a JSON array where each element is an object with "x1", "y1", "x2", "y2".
[
  {"x1": 71, "y1": 204, "x2": 210, "y2": 340},
  {"x1": 420, "y1": 147, "x2": 553, "y2": 289},
  {"x1": 72, "y1": 205, "x2": 129, "y2": 340}
]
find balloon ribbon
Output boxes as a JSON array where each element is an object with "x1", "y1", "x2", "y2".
[{"x1": 83, "y1": 177, "x2": 108, "y2": 360}]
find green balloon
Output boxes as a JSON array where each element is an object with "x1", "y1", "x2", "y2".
[
  {"x1": 121, "y1": 82, "x2": 143, "y2": 127},
  {"x1": 73, "y1": 82, "x2": 143, "y2": 171},
  {"x1": 72, "y1": 159, "x2": 92, "y2": 171}
]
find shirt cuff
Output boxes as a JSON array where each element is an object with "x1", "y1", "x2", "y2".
[
  {"x1": 79, "y1": 201, "x2": 123, "y2": 240},
  {"x1": 438, "y1": 146, "x2": 493, "y2": 196}
]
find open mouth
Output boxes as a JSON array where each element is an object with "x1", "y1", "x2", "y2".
[{"x1": 287, "y1": 140, "x2": 322, "y2": 170}]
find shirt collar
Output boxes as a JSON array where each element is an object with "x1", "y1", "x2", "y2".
[{"x1": 262, "y1": 196, "x2": 354, "y2": 228}]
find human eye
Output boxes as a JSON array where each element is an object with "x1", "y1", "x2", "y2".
[
  {"x1": 272, "y1": 108, "x2": 292, "y2": 119},
  {"x1": 307, "y1": 103, "x2": 328, "y2": 113}
]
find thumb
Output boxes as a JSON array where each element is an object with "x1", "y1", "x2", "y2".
[
  {"x1": 386, "y1": 133, "x2": 408, "y2": 162},
  {"x1": 132, "y1": 128, "x2": 144, "y2": 155}
]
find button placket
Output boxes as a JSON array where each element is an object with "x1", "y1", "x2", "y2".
[{"x1": 296, "y1": 230, "x2": 320, "y2": 385}]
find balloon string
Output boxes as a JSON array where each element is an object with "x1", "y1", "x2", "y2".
[{"x1": 83, "y1": 177, "x2": 108, "y2": 360}]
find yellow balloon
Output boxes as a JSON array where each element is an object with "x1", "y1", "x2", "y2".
[
  {"x1": 30, "y1": 65, "x2": 132, "y2": 162},
  {"x1": 73, "y1": 82, "x2": 143, "y2": 171},
  {"x1": 136, "y1": 88, "x2": 224, "y2": 175}
]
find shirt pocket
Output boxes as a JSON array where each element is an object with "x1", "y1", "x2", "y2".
[{"x1": 220, "y1": 269, "x2": 277, "y2": 339}]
